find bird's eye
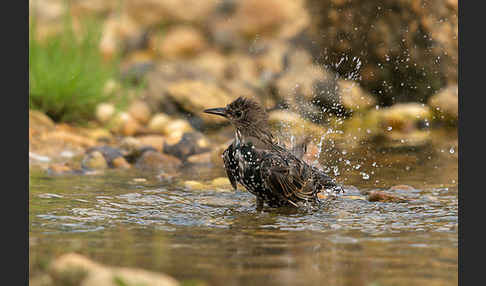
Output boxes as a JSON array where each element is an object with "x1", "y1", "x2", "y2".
[{"x1": 234, "y1": 110, "x2": 242, "y2": 118}]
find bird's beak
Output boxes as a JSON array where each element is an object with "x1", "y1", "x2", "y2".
[{"x1": 203, "y1": 107, "x2": 227, "y2": 117}]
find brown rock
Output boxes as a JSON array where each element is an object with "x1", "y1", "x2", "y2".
[
  {"x1": 48, "y1": 163, "x2": 73, "y2": 174},
  {"x1": 337, "y1": 79, "x2": 376, "y2": 112},
  {"x1": 211, "y1": 177, "x2": 231, "y2": 188},
  {"x1": 186, "y1": 152, "x2": 211, "y2": 164},
  {"x1": 40, "y1": 131, "x2": 97, "y2": 148},
  {"x1": 368, "y1": 191, "x2": 408, "y2": 203},
  {"x1": 164, "y1": 119, "x2": 194, "y2": 142},
  {"x1": 379, "y1": 103, "x2": 432, "y2": 133},
  {"x1": 183, "y1": 180, "x2": 205, "y2": 190},
  {"x1": 150, "y1": 26, "x2": 207, "y2": 59},
  {"x1": 95, "y1": 103, "x2": 116, "y2": 124},
  {"x1": 148, "y1": 113, "x2": 172, "y2": 134},
  {"x1": 428, "y1": 84, "x2": 458, "y2": 123},
  {"x1": 112, "y1": 157, "x2": 131, "y2": 169},
  {"x1": 82, "y1": 151, "x2": 108, "y2": 170},
  {"x1": 268, "y1": 110, "x2": 335, "y2": 141},
  {"x1": 99, "y1": 13, "x2": 141, "y2": 61},
  {"x1": 191, "y1": 50, "x2": 228, "y2": 79},
  {"x1": 135, "y1": 150, "x2": 182, "y2": 170},
  {"x1": 275, "y1": 49, "x2": 333, "y2": 111},
  {"x1": 389, "y1": 185, "x2": 416, "y2": 191},
  {"x1": 125, "y1": 0, "x2": 218, "y2": 27},
  {"x1": 128, "y1": 100, "x2": 152, "y2": 124},
  {"x1": 166, "y1": 80, "x2": 236, "y2": 125},
  {"x1": 48, "y1": 252, "x2": 179, "y2": 286},
  {"x1": 233, "y1": 0, "x2": 295, "y2": 37},
  {"x1": 163, "y1": 132, "x2": 210, "y2": 161},
  {"x1": 137, "y1": 135, "x2": 167, "y2": 152},
  {"x1": 29, "y1": 110, "x2": 56, "y2": 134},
  {"x1": 109, "y1": 112, "x2": 140, "y2": 136}
]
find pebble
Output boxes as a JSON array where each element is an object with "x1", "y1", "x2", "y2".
[
  {"x1": 82, "y1": 151, "x2": 108, "y2": 170},
  {"x1": 95, "y1": 103, "x2": 116, "y2": 123}
]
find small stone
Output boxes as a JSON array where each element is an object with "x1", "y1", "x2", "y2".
[
  {"x1": 148, "y1": 113, "x2": 172, "y2": 134},
  {"x1": 112, "y1": 157, "x2": 131, "y2": 169},
  {"x1": 380, "y1": 103, "x2": 432, "y2": 132},
  {"x1": 211, "y1": 177, "x2": 231, "y2": 187},
  {"x1": 137, "y1": 135, "x2": 166, "y2": 152},
  {"x1": 166, "y1": 80, "x2": 237, "y2": 125},
  {"x1": 183, "y1": 180, "x2": 205, "y2": 190},
  {"x1": 128, "y1": 100, "x2": 152, "y2": 124},
  {"x1": 389, "y1": 184, "x2": 416, "y2": 191},
  {"x1": 95, "y1": 103, "x2": 116, "y2": 124},
  {"x1": 135, "y1": 150, "x2": 182, "y2": 171},
  {"x1": 119, "y1": 137, "x2": 143, "y2": 153},
  {"x1": 103, "y1": 79, "x2": 121, "y2": 96},
  {"x1": 368, "y1": 191, "x2": 408, "y2": 203},
  {"x1": 40, "y1": 131, "x2": 97, "y2": 148},
  {"x1": 428, "y1": 84, "x2": 458, "y2": 123},
  {"x1": 268, "y1": 110, "x2": 335, "y2": 141},
  {"x1": 85, "y1": 128, "x2": 112, "y2": 142},
  {"x1": 133, "y1": 178, "x2": 147, "y2": 183},
  {"x1": 150, "y1": 26, "x2": 207, "y2": 59},
  {"x1": 233, "y1": 0, "x2": 293, "y2": 37},
  {"x1": 125, "y1": 0, "x2": 218, "y2": 26},
  {"x1": 109, "y1": 112, "x2": 140, "y2": 136},
  {"x1": 187, "y1": 152, "x2": 211, "y2": 164},
  {"x1": 163, "y1": 132, "x2": 211, "y2": 161},
  {"x1": 99, "y1": 13, "x2": 140, "y2": 61},
  {"x1": 82, "y1": 151, "x2": 108, "y2": 170},
  {"x1": 337, "y1": 79, "x2": 376, "y2": 112},
  {"x1": 29, "y1": 110, "x2": 55, "y2": 134},
  {"x1": 48, "y1": 252, "x2": 178, "y2": 286},
  {"x1": 48, "y1": 163, "x2": 73, "y2": 174},
  {"x1": 164, "y1": 119, "x2": 194, "y2": 141}
]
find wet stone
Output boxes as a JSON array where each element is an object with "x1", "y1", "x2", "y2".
[
  {"x1": 134, "y1": 150, "x2": 182, "y2": 171},
  {"x1": 163, "y1": 132, "x2": 211, "y2": 162},
  {"x1": 128, "y1": 100, "x2": 152, "y2": 124},
  {"x1": 95, "y1": 103, "x2": 116, "y2": 124},
  {"x1": 48, "y1": 253, "x2": 179, "y2": 286},
  {"x1": 112, "y1": 157, "x2": 131, "y2": 169},
  {"x1": 48, "y1": 163, "x2": 73, "y2": 175},
  {"x1": 86, "y1": 146, "x2": 124, "y2": 168},
  {"x1": 82, "y1": 151, "x2": 108, "y2": 170},
  {"x1": 368, "y1": 191, "x2": 408, "y2": 203}
]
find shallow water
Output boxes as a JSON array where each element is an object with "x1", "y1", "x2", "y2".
[{"x1": 29, "y1": 131, "x2": 458, "y2": 286}]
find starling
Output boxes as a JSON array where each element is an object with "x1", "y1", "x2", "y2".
[{"x1": 204, "y1": 97, "x2": 342, "y2": 209}]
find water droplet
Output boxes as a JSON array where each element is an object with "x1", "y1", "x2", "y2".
[{"x1": 360, "y1": 172, "x2": 370, "y2": 180}]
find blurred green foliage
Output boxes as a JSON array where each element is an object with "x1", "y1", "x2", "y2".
[{"x1": 29, "y1": 11, "x2": 118, "y2": 123}]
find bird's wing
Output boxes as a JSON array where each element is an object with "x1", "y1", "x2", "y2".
[
  {"x1": 222, "y1": 143, "x2": 238, "y2": 190},
  {"x1": 261, "y1": 153, "x2": 316, "y2": 206}
]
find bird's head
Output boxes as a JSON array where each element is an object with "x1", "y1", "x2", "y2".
[{"x1": 204, "y1": 97, "x2": 273, "y2": 143}]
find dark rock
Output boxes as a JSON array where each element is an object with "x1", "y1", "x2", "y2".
[
  {"x1": 124, "y1": 146, "x2": 158, "y2": 164},
  {"x1": 86, "y1": 146, "x2": 124, "y2": 168},
  {"x1": 163, "y1": 132, "x2": 211, "y2": 162}
]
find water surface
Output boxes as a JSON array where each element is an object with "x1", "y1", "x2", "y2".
[{"x1": 29, "y1": 131, "x2": 458, "y2": 286}]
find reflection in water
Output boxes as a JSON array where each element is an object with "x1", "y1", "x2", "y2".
[{"x1": 29, "y1": 131, "x2": 458, "y2": 286}]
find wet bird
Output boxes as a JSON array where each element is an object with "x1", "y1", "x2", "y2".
[{"x1": 204, "y1": 97, "x2": 342, "y2": 209}]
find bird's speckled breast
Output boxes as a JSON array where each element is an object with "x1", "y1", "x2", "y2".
[{"x1": 233, "y1": 143, "x2": 262, "y2": 192}]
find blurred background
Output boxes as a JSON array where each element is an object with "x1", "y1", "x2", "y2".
[{"x1": 29, "y1": 0, "x2": 457, "y2": 138}]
